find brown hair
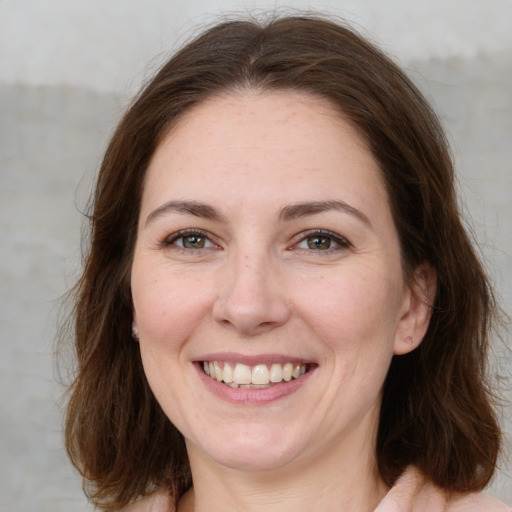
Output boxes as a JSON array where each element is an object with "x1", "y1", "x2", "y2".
[{"x1": 64, "y1": 15, "x2": 501, "y2": 510}]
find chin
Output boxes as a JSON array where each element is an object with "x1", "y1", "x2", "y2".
[{"x1": 187, "y1": 424, "x2": 302, "y2": 472}]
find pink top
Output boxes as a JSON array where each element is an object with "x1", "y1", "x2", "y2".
[
  {"x1": 376, "y1": 466, "x2": 511, "y2": 512},
  {"x1": 123, "y1": 466, "x2": 511, "y2": 511}
]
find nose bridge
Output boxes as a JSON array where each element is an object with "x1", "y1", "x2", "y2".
[{"x1": 213, "y1": 243, "x2": 290, "y2": 334}]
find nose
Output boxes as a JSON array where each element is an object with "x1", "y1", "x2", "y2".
[{"x1": 212, "y1": 251, "x2": 291, "y2": 335}]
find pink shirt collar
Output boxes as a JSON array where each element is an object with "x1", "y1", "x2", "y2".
[{"x1": 374, "y1": 466, "x2": 511, "y2": 512}]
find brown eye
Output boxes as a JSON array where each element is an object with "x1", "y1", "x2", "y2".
[
  {"x1": 295, "y1": 230, "x2": 351, "y2": 252},
  {"x1": 307, "y1": 236, "x2": 332, "y2": 250},
  {"x1": 182, "y1": 235, "x2": 206, "y2": 249},
  {"x1": 165, "y1": 230, "x2": 216, "y2": 250}
]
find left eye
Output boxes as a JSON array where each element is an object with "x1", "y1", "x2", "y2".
[
  {"x1": 165, "y1": 231, "x2": 216, "y2": 250},
  {"x1": 295, "y1": 231, "x2": 350, "y2": 251}
]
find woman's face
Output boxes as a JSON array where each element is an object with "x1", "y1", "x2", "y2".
[{"x1": 131, "y1": 90, "x2": 426, "y2": 472}]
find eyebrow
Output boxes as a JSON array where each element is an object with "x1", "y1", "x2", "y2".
[
  {"x1": 145, "y1": 200, "x2": 226, "y2": 226},
  {"x1": 145, "y1": 199, "x2": 371, "y2": 227},
  {"x1": 279, "y1": 200, "x2": 372, "y2": 226}
]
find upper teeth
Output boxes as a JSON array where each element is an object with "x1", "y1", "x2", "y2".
[{"x1": 203, "y1": 361, "x2": 307, "y2": 387}]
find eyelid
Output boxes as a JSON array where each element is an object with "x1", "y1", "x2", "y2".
[
  {"x1": 162, "y1": 228, "x2": 219, "y2": 249},
  {"x1": 292, "y1": 229, "x2": 352, "y2": 251},
  {"x1": 160, "y1": 228, "x2": 350, "y2": 253}
]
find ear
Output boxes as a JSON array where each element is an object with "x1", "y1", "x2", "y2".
[
  {"x1": 131, "y1": 307, "x2": 140, "y2": 341},
  {"x1": 393, "y1": 263, "x2": 437, "y2": 355}
]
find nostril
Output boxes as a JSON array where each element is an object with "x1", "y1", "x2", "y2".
[{"x1": 211, "y1": 265, "x2": 291, "y2": 334}]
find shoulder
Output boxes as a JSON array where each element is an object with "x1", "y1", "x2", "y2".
[
  {"x1": 120, "y1": 489, "x2": 175, "y2": 512},
  {"x1": 375, "y1": 467, "x2": 511, "y2": 512},
  {"x1": 447, "y1": 492, "x2": 511, "y2": 512}
]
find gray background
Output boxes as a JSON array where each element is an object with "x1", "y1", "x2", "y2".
[{"x1": 1, "y1": 1, "x2": 511, "y2": 510}]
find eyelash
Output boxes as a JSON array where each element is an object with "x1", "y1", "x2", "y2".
[
  {"x1": 162, "y1": 229, "x2": 217, "y2": 251},
  {"x1": 292, "y1": 230, "x2": 351, "y2": 253},
  {"x1": 162, "y1": 229, "x2": 351, "y2": 254}
]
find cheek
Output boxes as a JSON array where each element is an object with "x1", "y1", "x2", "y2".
[
  {"x1": 132, "y1": 264, "x2": 215, "y2": 349},
  {"x1": 293, "y1": 264, "x2": 403, "y2": 351}
]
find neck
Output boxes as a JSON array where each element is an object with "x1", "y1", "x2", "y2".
[{"x1": 182, "y1": 426, "x2": 388, "y2": 512}]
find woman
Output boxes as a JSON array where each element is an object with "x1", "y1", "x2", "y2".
[{"x1": 64, "y1": 15, "x2": 510, "y2": 512}]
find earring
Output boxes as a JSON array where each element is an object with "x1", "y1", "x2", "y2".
[
  {"x1": 404, "y1": 335, "x2": 414, "y2": 344},
  {"x1": 132, "y1": 324, "x2": 140, "y2": 341}
]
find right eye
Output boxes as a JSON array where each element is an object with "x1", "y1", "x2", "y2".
[{"x1": 293, "y1": 229, "x2": 351, "y2": 253}]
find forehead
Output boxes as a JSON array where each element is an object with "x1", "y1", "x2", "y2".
[
  {"x1": 142, "y1": 89, "x2": 388, "y2": 218},
  {"x1": 166, "y1": 89, "x2": 364, "y2": 154}
]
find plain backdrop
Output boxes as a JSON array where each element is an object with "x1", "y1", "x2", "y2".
[{"x1": 0, "y1": 1, "x2": 511, "y2": 510}]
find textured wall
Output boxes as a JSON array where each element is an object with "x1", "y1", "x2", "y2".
[{"x1": 1, "y1": 1, "x2": 510, "y2": 510}]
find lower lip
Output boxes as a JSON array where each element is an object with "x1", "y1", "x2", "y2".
[{"x1": 195, "y1": 363, "x2": 315, "y2": 404}]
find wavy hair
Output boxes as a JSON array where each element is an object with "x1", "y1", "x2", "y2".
[{"x1": 63, "y1": 15, "x2": 501, "y2": 510}]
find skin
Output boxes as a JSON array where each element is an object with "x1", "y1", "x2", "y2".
[{"x1": 130, "y1": 89, "x2": 435, "y2": 512}]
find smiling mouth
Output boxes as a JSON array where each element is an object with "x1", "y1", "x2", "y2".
[{"x1": 203, "y1": 361, "x2": 310, "y2": 389}]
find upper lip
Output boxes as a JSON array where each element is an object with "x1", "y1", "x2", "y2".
[{"x1": 194, "y1": 352, "x2": 315, "y2": 366}]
